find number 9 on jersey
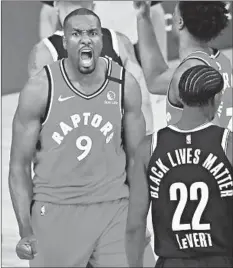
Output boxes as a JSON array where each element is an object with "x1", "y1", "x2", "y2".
[{"x1": 76, "y1": 136, "x2": 92, "y2": 161}]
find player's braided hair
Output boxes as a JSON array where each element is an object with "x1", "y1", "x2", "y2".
[
  {"x1": 179, "y1": 1, "x2": 230, "y2": 42},
  {"x1": 179, "y1": 65, "x2": 224, "y2": 107}
]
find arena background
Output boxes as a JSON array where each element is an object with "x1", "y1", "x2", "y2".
[{"x1": 1, "y1": 1, "x2": 232, "y2": 267}]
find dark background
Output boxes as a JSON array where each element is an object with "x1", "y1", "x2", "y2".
[{"x1": 1, "y1": 1, "x2": 232, "y2": 95}]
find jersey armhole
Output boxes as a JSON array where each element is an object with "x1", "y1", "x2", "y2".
[
  {"x1": 41, "y1": 65, "x2": 54, "y2": 126},
  {"x1": 120, "y1": 67, "x2": 126, "y2": 118},
  {"x1": 43, "y1": 38, "x2": 58, "y2": 61},
  {"x1": 182, "y1": 56, "x2": 210, "y2": 66},
  {"x1": 151, "y1": 132, "x2": 158, "y2": 156},
  {"x1": 109, "y1": 29, "x2": 120, "y2": 57},
  {"x1": 221, "y1": 128, "x2": 230, "y2": 154}
]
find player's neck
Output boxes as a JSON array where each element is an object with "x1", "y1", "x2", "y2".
[
  {"x1": 176, "y1": 107, "x2": 212, "y2": 130},
  {"x1": 65, "y1": 58, "x2": 105, "y2": 86},
  {"x1": 179, "y1": 34, "x2": 210, "y2": 60}
]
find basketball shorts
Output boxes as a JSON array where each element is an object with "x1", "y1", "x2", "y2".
[
  {"x1": 155, "y1": 256, "x2": 233, "y2": 268},
  {"x1": 29, "y1": 198, "x2": 155, "y2": 267}
]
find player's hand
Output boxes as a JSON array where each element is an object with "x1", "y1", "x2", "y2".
[
  {"x1": 133, "y1": 1, "x2": 151, "y2": 18},
  {"x1": 16, "y1": 235, "x2": 38, "y2": 260}
]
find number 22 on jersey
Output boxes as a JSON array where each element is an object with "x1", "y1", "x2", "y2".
[{"x1": 170, "y1": 182, "x2": 210, "y2": 231}]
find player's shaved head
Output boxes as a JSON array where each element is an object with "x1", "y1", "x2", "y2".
[
  {"x1": 63, "y1": 8, "x2": 101, "y2": 30},
  {"x1": 54, "y1": 1, "x2": 95, "y2": 25},
  {"x1": 179, "y1": 65, "x2": 224, "y2": 107}
]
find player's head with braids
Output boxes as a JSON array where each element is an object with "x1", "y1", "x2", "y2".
[
  {"x1": 179, "y1": 65, "x2": 224, "y2": 116},
  {"x1": 172, "y1": 1, "x2": 230, "y2": 43}
]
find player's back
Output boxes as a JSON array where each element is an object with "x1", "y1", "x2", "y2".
[
  {"x1": 33, "y1": 57, "x2": 129, "y2": 205},
  {"x1": 43, "y1": 28, "x2": 123, "y2": 65},
  {"x1": 147, "y1": 123, "x2": 233, "y2": 258},
  {"x1": 166, "y1": 49, "x2": 232, "y2": 129}
]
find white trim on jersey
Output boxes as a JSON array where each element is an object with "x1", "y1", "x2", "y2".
[
  {"x1": 42, "y1": 65, "x2": 54, "y2": 126},
  {"x1": 168, "y1": 122, "x2": 214, "y2": 133},
  {"x1": 184, "y1": 56, "x2": 211, "y2": 66},
  {"x1": 43, "y1": 38, "x2": 58, "y2": 62},
  {"x1": 221, "y1": 128, "x2": 230, "y2": 154},
  {"x1": 187, "y1": 50, "x2": 220, "y2": 59},
  {"x1": 60, "y1": 57, "x2": 112, "y2": 99},
  {"x1": 109, "y1": 29, "x2": 120, "y2": 57},
  {"x1": 166, "y1": 94, "x2": 184, "y2": 110},
  {"x1": 151, "y1": 132, "x2": 158, "y2": 156},
  {"x1": 54, "y1": 30, "x2": 64, "y2": 36},
  {"x1": 119, "y1": 67, "x2": 124, "y2": 119}
]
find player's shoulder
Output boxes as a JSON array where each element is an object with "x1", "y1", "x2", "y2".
[
  {"x1": 18, "y1": 68, "x2": 49, "y2": 114},
  {"x1": 26, "y1": 68, "x2": 49, "y2": 95},
  {"x1": 28, "y1": 38, "x2": 55, "y2": 76},
  {"x1": 221, "y1": 127, "x2": 233, "y2": 165},
  {"x1": 124, "y1": 69, "x2": 141, "y2": 101}
]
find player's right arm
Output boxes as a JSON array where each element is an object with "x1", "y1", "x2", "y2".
[
  {"x1": 39, "y1": 4, "x2": 58, "y2": 40},
  {"x1": 126, "y1": 135, "x2": 152, "y2": 267},
  {"x1": 28, "y1": 41, "x2": 54, "y2": 77},
  {"x1": 135, "y1": 1, "x2": 177, "y2": 95},
  {"x1": 8, "y1": 69, "x2": 48, "y2": 239}
]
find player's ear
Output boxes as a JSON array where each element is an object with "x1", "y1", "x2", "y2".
[
  {"x1": 63, "y1": 35, "x2": 67, "y2": 50},
  {"x1": 178, "y1": 16, "x2": 184, "y2": 31},
  {"x1": 214, "y1": 92, "x2": 222, "y2": 110}
]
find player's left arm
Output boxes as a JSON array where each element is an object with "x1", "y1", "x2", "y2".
[
  {"x1": 116, "y1": 32, "x2": 151, "y2": 102},
  {"x1": 123, "y1": 71, "x2": 146, "y2": 183},
  {"x1": 125, "y1": 135, "x2": 152, "y2": 267}
]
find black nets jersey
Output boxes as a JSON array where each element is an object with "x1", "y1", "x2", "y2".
[{"x1": 147, "y1": 123, "x2": 233, "y2": 258}]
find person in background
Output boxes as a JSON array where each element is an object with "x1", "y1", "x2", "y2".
[{"x1": 39, "y1": 1, "x2": 61, "y2": 39}]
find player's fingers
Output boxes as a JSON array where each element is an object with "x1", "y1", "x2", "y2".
[
  {"x1": 16, "y1": 244, "x2": 34, "y2": 260},
  {"x1": 30, "y1": 239, "x2": 38, "y2": 256}
]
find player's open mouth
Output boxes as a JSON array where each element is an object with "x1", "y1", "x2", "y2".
[{"x1": 80, "y1": 48, "x2": 93, "y2": 67}]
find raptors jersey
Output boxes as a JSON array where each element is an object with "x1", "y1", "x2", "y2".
[
  {"x1": 166, "y1": 49, "x2": 233, "y2": 130},
  {"x1": 33, "y1": 57, "x2": 129, "y2": 204},
  {"x1": 43, "y1": 28, "x2": 122, "y2": 66},
  {"x1": 147, "y1": 123, "x2": 233, "y2": 258}
]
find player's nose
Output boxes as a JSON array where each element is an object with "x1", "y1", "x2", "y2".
[{"x1": 80, "y1": 35, "x2": 91, "y2": 45}]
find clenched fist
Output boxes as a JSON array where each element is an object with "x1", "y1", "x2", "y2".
[{"x1": 16, "y1": 235, "x2": 38, "y2": 260}]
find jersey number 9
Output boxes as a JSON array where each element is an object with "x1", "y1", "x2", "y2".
[{"x1": 76, "y1": 136, "x2": 92, "y2": 161}]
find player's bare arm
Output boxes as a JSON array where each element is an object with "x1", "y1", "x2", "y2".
[
  {"x1": 135, "y1": 1, "x2": 176, "y2": 95},
  {"x1": 123, "y1": 71, "x2": 146, "y2": 181},
  {"x1": 116, "y1": 31, "x2": 153, "y2": 134},
  {"x1": 116, "y1": 31, "x2": 145, "y2": 82},
  {"x1": 126, "y1": 135, "x2": 151, "y2": 267},
  {"x1": 116, "y1": 31, "x2": 151, "y2": 101},
  {"x1": 28, "y1": 41, "x2": 54, "y2": 77},
  {"x1": 8, "y1": 69, "x2": 48, "y2": 258}
]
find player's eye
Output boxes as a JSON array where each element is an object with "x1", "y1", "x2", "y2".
[
  {"x1": 89, "y1": 31, "x2": 98, "y2": 37},
  {"x1": 72, "y1": 31, "x2": 81, "y2": 37}
]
